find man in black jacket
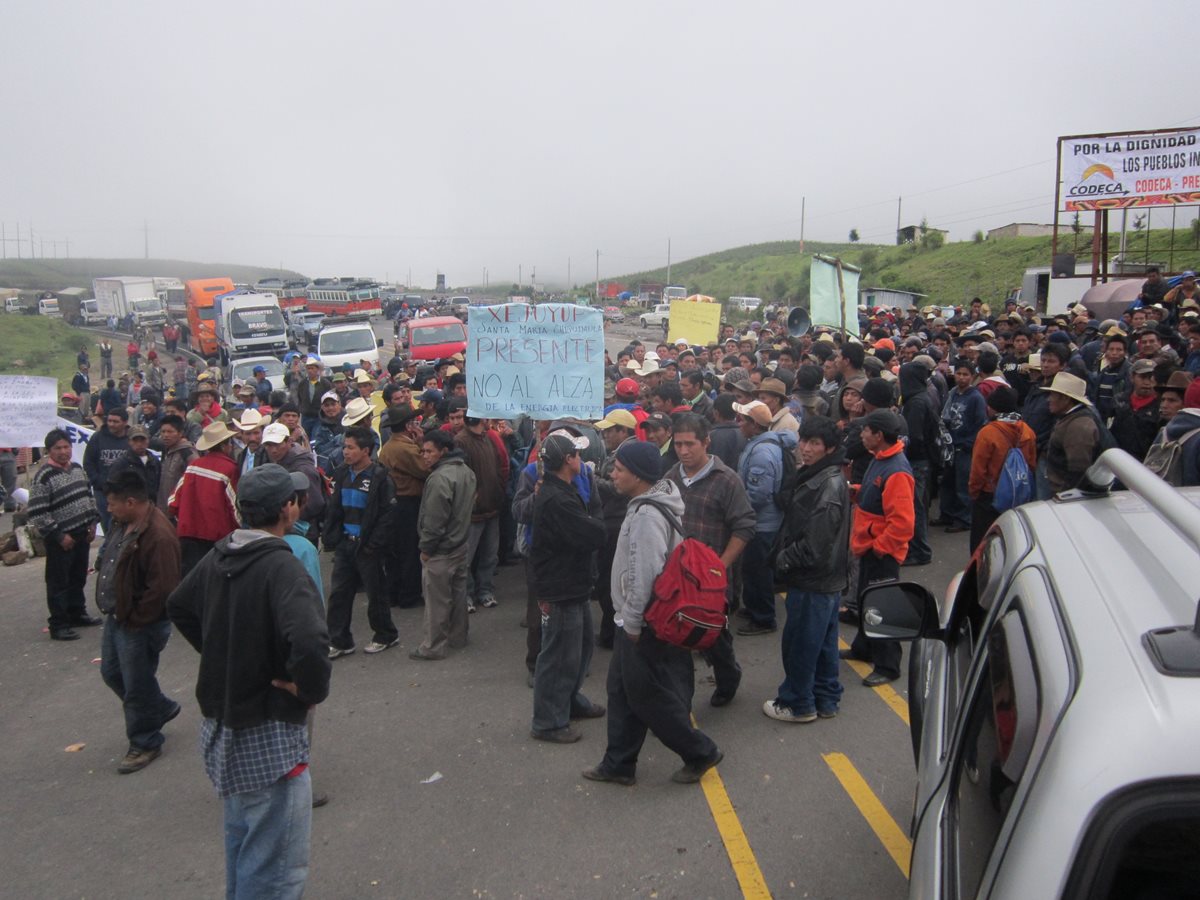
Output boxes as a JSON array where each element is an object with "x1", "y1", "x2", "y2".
[
  {"x1": 530, "y1": 433, "x2": 608, "y2": 744},
  {"x1": 766, "y1": 415, "x2": 851, "y2": 723},
  {"x1": 899, "y1": 362, "x2": 938, "y2": 566},
  {"x1": 167, "y1": 464, "x2": 331, "y2": 899},
  {"x1": 323, "y1": 427, "x2": 398, "y2": 657}
]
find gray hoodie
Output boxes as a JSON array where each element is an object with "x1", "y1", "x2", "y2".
[{"x1": 610, "y1": 478, "x2": 684, "y2": 637}]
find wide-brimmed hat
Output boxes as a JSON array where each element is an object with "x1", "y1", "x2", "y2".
[
  {"x1": 755, "y1": 378, "x2": 788, "y2": 399},
  {"x1": 1045, "y1": 372, "x2": 1092, "y2": 406},
  {"x1": 1155, "y1": 371, "x2": 1193, "y2": 395},
  {"x1": 342, "y1": 396, "x2": 374, "y2": 426},
  {"x1": 629, "y1": 360, "x2": 660, "y2": 377},
  {"x1": 196, "y1": 421, "x2": 238, "y2": 451},
  {"x1": 233, "y1": 408, "x2": 269, "y2": 432},
  {"x1": 382, "y1": 405, "x2": 420, "y2": 430}
]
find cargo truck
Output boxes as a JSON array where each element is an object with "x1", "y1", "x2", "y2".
[
  {"x1": 92, "y1": 276, "x2": 167, "y2": 329},
  {"x1": 184, "y1": 277, "x2": 235, "y2": 358},
  {"x1": 57, "y1": 289, "x2": 106, "y2": 326},
  {"x1": 213, "y1": 291, "x2": 289, "y2": 362}
]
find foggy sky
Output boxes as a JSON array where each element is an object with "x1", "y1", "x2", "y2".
[{"x1": 4, "y1": 0, "x2": 1195, "y2": 289}]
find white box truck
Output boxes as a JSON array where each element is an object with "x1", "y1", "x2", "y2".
[
  {"x1": 213, "y1": 291, "x2": 289, "y2": 362},
  {"x1": 93, "y1": 276, "x2": 167, "y2": 329}
]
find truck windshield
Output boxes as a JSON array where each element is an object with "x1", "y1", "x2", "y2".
[
  {"x1": 320, "y1": 329, "x2": 376, "y2": 354},
  {"x1": 198, "y1": 307, "x2": 216, "y2": 322},
  {"x1": 412, "y1": 323, "x2": 466, "y2": 345},
  {"x1": 131, "y1": 299, "x2": 160, "y2": 312},
  {"x1": 230, "y1": 307, "x2": 286, "y2": 339}
]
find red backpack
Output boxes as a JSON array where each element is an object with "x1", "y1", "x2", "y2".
[{"x1": 644, "y1": 505, "x2": 729, "y2": 651}]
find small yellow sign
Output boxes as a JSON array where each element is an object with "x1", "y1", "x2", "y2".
[{"x1": 667, "y1": 300, "x2": 721, "y2": 346}]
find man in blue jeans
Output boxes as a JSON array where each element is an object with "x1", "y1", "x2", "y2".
[
  {"x1": 764, "y1": 416, "x2": 850, "y2": 723},
  {"x1": 168, "y1": 464, "x2": 331, "y2": 899},
  {"x1": 732, "y1": 400, "x2": 796, "y2": 636},
  {"x1": 95, "y1": 469, "x2": 182, "y2": 773}
]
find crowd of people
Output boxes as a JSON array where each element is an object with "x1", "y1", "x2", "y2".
[{"x1": 14, "y1": 266, "x2": 1200, "y2": 896}]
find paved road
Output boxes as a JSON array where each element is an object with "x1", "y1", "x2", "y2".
[{"x1": 3, "y1": 318, "x2": 975, "y2": 898}]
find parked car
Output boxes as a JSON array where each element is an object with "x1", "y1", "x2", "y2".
[
  {"x1": 862, "y1": 448, "x2": 1200, "y2": 899},
  {"x1": 225, "y1": 355, "x2": 286, "y2": 401},
  {"x1": 603, "y1": 306, "x2": 625, "y2": 323},
  {"x1": 287, "y1": 311, "x2": 325, "y2": 347},
  {"x1": 639, "y1": 304, "x2": 671, "y2": 328}
]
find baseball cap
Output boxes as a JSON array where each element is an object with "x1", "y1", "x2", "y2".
[
  {"x1": 262, "y1": 422, "x2": 291, "y2": 444},
  {"x1": 732, "y1": 400, "x2": 772, "y2": 427},
  {"x1": 128, "y1": 424, "x2": 149, "y2": 439},
  {"x1": 539, "y1": 430, "x2": 588, "y2": 469},
  {"x1": 321, "y1": 391, "x2": 341, "y2": 404},
  {"x1": 305, "y1": 355, "x2": 322, "y2": 366},
  {"x1": 418, "y1": 388, "x2": 444, "y2": 403},
  {"x1": 643, "y1": 412, "x2": 672, "y2": 431},
  {"x1": 252, "y1": 365, "x2": 266, "y2": 374},
  {"x1": 615, "y1": 377, "x2": 639, "y2": 398},
  {"x1": 331, "y1": 372, "x2": 347, "y2": 383},
  {"x1": 237, "y1": 464, "x2": 298, "y2": 511},
  {"x1": 595, "y1": 409, "x2": 638, "y2": 431},
  {"x1": 1131, "y1": 358, "x2": 1156, "y2": 375}
]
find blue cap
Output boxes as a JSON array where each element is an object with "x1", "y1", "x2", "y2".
[
  {"x1": 252, "y1": 365, "x2": 266, "y2": 374},
  {"x1": 418, "y1": 388, "x2": 444, "y2": 403}
]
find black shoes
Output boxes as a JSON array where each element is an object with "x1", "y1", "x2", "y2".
[
  {"x1": 735, "y1": 621, "x2": 777, "y2": 636},
  {"x1": 50, "y1": 628, "x2": 80, "y2": 641},
  {"x1": 839, "y1": 648, "x2": 868, "y2": 661},
  {"x1": 671, "y1": 750, "x2": 724, "y2": 784},
  {"x1": 70, "y1": 614, "x2": 104, "y2": 627},
  {"x1": 570, "y1": 702, "x2": 606, "y2": 720},
  {"x1": 863, "y1": 670, "x2": 898, "y2": 687},
  {"x1": 944, "y1": 523, "x2": 969, "y2": 534},
  {"x1": 117, "y1": 746, "x2": 161, "y2": 774},
  {"x1": 901, "y1": 557, "x2": 931, "y2": 567},
  {"x1": 581, "y1": 766, "x2": 636, "y2": 786},
  {"x1": 531, "y1": 727, "x2": 582, "y2": 744}
]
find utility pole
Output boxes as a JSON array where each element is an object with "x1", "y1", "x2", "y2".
[
  {"x1": 518, "y1": 264, "x2": 522, "y2": 290},
  {"x1": 896, "y1": 197, "x2": 902, "y2": 245},
  {"x1": 800, "y1": 196, "x2": 806, "y2": 252},
  {"x1": 666, "y1": 238, "x2": 672, "y2": 285},
  {"x1": 65, "y1": 238, "x2": 70, "y2": 259},
  {"x1": 1, "y1": 223, "x2": 5, "y2": 260},
  {"x1": 15, "y1": 222, "x2": 20, "y2": 260},
  {"x1": 595, "y1": 250, "x2": 600, "y2": 304},
  {"x1": 567, "y1": 257, "x2": 571, "y2": 290},
  {"x1": 144, "y1": 219, "x2": 149, "y2": 259}
]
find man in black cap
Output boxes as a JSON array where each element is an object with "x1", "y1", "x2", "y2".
[
  {"x1": 529, "y1": 432, "x2": 608, "y2": 743},
  {"x1": 168, "y1": 463, "x2": 331, "y2": 899},
  {"x1": 583, "y1": 440, "x2": 723, "y2": 786},
  {"x1": 845, "y1": 409, "x2": 914, "y2": 686}
]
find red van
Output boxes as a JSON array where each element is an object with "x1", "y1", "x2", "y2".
[{"x1": 403, "y1": 316, "x2": 467, "y2": 361}]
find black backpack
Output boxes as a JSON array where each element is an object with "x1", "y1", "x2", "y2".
[{"x1": 766, "y1": 433, "x2": 798, "y2": 509}]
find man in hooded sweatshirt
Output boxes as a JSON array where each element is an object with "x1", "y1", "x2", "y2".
[
  {"x1": 167, "y1": 464, "x2": 331, "y2": 899},
  {"x1": 1154, "y1": 379, "x2": 1200, "y2": 486},
  {"x1": 967, "y1": 386, "x2": 1037, "y2": 552},
  {"x1": 582, "y1": 441, "x2": 723, "y2": 786}
]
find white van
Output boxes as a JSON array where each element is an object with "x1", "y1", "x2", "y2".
[
  {"x1": 728, "y1": 296, "x2": 763, "y2": 311},
  {"x1": 315, "y1": 321, "x2": 384, "y2": 375}
]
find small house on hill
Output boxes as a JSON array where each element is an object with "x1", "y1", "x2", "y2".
[{"x1": 896, "y1": 224, "x2": 949, "y2": 245}]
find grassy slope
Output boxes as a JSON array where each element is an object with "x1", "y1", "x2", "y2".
[
  {"x1": 0, "y1": 258, "x2": 307, "y2": 293},
  {"x1": 611, "y1": 229, "x2": 1200, "y2": 307},
  {"x1": 0, "y1": 316, "x2": 101, "y2": 395}
]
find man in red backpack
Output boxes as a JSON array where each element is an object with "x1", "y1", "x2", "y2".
[{"x1": 583, "y1": 441, "x2": 722, "y2": 786}]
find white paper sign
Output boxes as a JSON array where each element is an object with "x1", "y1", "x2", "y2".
[{"x1": 0, "y1": 376, "x2": 59, "y2": 449}]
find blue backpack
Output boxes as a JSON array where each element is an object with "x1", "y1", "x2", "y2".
[{"x1": 993, "y1": 432, "x2": 1032, "y2": 512}]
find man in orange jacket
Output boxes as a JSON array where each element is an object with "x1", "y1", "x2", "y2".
[
  {"x1": 967, "y1": 386, "x2": 1037, "y2": 552},
  {"x1": 844, "y1": 409, "x2": 915, "y2": 686}
]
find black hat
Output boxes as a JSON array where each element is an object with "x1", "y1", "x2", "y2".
[
  {"x1": 614, "y1": 440, "x2": 664, "y2": 483},
  {"x1": 860, "y1": 378, "x2": 895, "y2": 410},
  {"x1": 237, "y1": 464, "x2": 297, "y2": 511},
  {"x1": 383, "y1": 406, "x2": 419, "y2": 430}
]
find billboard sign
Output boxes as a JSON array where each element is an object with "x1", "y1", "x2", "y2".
[{"x1": 1059, "y1": 128, "x2": 1200, "y2": 210}]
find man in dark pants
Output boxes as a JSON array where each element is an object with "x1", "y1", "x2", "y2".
[
  {"x1": 582, "y1": 440, "x2": 722, "y2": 786},
  {"x1": 27, "y1": 429, "x2": 102, "y2": 641},
  {"x1": 665, "y1": 413, "x2": 756, "y2": 707},
  {"x1": 376, "y1": 407, "x2": 428, "y2": 608},
  {"x1": 83, "y1": 407, "x2": 131, "y2": 542},
  {"x1": 95, "y1": 469, "x2": 182, "y2": 774},
  {"x1": 529, "y1": 433, "x2": 608, "y2": 744},
  {"x1": 846, "y1": 410, "x2": 915, "y2": 686},
  {"x1": 593, "y1": 409, "x2": 640, "y2": 648},
  {"x1": 324, "y1": 427, "x2": 398, "y2": 658}
]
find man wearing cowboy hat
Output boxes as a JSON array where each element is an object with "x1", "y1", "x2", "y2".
[
  {"x1": 296, "y1": 356, "x2": 333, "y2": 439},
  {"x1": 168, "y1": 420, "x2": 242, "y2": 576},
  {"x1": 232, "y1": 408, "x2": 270, "y2": 476},
  {"x1": 754, "y1": 378, "x2": 798, "y2": 434},
  {"x1": 187, "y1": 382, "x2": 230, "y2": 430},
  {"x1": 1044, "y1": 372, "x2": 1102, "y2": 494}
]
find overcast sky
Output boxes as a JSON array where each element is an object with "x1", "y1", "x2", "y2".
[{"x1": 4, "y1": 0, "x2": 1196, "y2": 289}]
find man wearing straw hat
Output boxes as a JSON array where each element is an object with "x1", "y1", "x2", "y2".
[
  {"x1": 168, "y1": 420, "x2": 242, "y2": 576},
  {"x1": 1044, "y1": 372, "x2": 1102, "y2": 494}
]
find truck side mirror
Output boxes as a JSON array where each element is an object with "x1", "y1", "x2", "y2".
[
  {"x1": 377, "y1": 338, "x2": 384, "y2": 348},
  {"x1": 860, "y1": 582, "x2": 938, "y2": 641}
]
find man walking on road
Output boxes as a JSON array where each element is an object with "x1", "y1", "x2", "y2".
[
  {"x1": 377, "y1": 406, "x2": 428, "y2": 609},
  {"x1": 324, "y1": 427, "x2": 398, "y2": 658},
  {"x1": 28, "y1": 429, "x2": 102, "y2": 641},
  {"x1": 665, "y1": 413, "x2": 755, "y2": 707},
  {"x1": 845, "y1": 410, "x2": 915, "y2": 686},
  {"x1": 529, "y1": 432, "x2": 608, "y2": 744},
  {"x1": 168, "y1": 464, "x2": 332, "y2": 900},
  {"x1": 583, "y1": 441, "x2": 723, "y2": 785},
  {"x1": 95, "y1": 469, "x2": 182, "y2": 774},
  {"x1": 411, "y1": 430, "x2": 476, "y2": 661}
]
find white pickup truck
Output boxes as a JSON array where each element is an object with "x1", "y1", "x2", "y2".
[{"x1": 638, "y1": 304, "x2": 671, "y2": 328}]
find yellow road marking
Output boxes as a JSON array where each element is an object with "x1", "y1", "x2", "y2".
[
  {"x1": 823, "y1": 752, "x2": 912, "y2": 878},
  {"x1": 839, "y1": 638, "x2": 910, "y2": 725},
  {"x1": 692, "y1": 715, "x2": 772, "y2": 899}
]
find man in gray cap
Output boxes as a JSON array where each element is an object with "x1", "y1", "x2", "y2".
[{"x1": 168, "y1": 463, "x2": 331, "y2": 899}]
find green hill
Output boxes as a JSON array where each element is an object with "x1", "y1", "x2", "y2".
[
  {"x1": 0, "y1": 258, "x2": 308, "y2": 293},
  {"x1": 0, "y1": 316, "x2": 98, "y2": 394},
  {"x1": 611, "y1": 228, "x2": 1200, "y2": 309}
]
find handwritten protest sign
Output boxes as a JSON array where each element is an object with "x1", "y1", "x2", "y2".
[
  {"x1": 467, "y1": 303, "x2": 604, "y2": 420},
  {"x1": 0, "y1": 376, "x2": 58, "y2": 449},
  {"x1": 667, "y1": 301, "x2": 721, "y2": 346}
]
